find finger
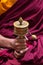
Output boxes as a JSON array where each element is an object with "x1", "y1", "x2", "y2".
[{"x1": 20, "y1": 47, "x2": 29, "y2": 54}]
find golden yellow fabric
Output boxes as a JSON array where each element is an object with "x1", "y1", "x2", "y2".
[{"x1": 0, "y1": 0, "x2": 17, "y2": 15}]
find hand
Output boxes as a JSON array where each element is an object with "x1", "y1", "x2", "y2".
[{"x1": 14, "y1": 47, "x2": 29, "y2": 58}]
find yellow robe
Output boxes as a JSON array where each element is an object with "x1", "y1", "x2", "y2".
[{"x1": 0, "y1": 0, "x2": 17, "y2": 15}]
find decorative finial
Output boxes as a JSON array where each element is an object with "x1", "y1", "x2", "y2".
[{"x1": 19, "y1": 17, "x2": 23, "y2": 25}]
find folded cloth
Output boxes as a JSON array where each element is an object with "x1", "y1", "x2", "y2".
[
  {"x1": 0, "y1": 0, "x2": 17, "y2": 15},
  {"x1": 0, "y1": 0, "x2": 43, "y2": 65}
]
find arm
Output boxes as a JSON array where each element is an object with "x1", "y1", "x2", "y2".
[{"x1": 0, "y1": 35, "x2": 14, "y2": 49}]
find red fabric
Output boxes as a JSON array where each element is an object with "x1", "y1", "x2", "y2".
[{"x1": 0, "y1": 0, "x2": 43, "y2": 65}]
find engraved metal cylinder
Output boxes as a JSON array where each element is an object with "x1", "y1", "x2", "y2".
[{"x1": 13, "y1": 21, "x2": 29, "y2": 36}]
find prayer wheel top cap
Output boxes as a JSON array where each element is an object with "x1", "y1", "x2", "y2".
[{"x1": 14, "y1": 17, "x2": 29, "y2": 28}]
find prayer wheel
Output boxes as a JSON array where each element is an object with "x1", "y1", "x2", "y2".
[{"x1": 13, "y1": 17, "x2": 29, "y2": 58}]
